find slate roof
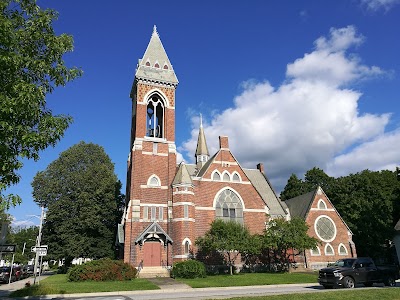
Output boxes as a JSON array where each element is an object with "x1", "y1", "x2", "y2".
[
  {"x1": 172, "y1": 162, "x2": 193, "y2": 186},
  {"x1": 195, "y1": 124, "x2": 209, "y2": 156},
  {"x1": 242, "y1": 168, "x2": 287, "y2": 217},
  {"x1": 284, "y1": 190, "x2": 315, "y2": 219},
  {"x1": 135, "y1": 26, "x2": 178, "y2": 85}
]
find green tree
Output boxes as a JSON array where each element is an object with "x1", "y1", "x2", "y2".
[
  {"x1": 196, "y1": 219, "x2": 252, "y2": 275},
  {"x1": 280, "y1": 168, "x2": 333, "y2": 200},
  {"x1": 262, "y1": 217, "x2": 318, "y2": 271},
  {"x1": 280, "y1": 174, "x2": 305, "y2": 200},
  {"x1": 6, "y1": 226, "x2": 38, "y2": 264},
  {"x1": 32, "y1": 142, "x2": 123, "y2": 266},
  {"x1": 0, "y1": 0, "x2": 82, "y2": 209},
  {"x1": 330, "y1": 170, "x2": 397, "y2": 259}
]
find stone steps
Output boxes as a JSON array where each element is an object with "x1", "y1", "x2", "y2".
[{"x1": 138, "y1": 266, "x2": 170, "y2": 278}]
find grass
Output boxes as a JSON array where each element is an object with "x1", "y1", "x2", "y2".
[
  {"x1": 176, "y1": 272, "x2": 318, "y2": 288},
  {"x1": 223, "y1": 289, "x2": 400, "y2": 300},
  {"x1": 9, "y1": 274, "x2": 159, "y2": 297}
]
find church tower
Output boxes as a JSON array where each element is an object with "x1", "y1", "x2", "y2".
[{"x1": 124, "y1": 26, "x2": 178, "y2": 268}]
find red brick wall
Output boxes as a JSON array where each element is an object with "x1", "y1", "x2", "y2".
[{"x1": 304, "y1": 190, "x2": 357, "y2": 269}]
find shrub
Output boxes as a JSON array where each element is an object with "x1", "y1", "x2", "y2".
[
  {"x1": 171, "y1": 260, "x2": 206, "y2": 279},
  {"x1": 67, "y1": 258, "x2": 137, "y2": 281}
]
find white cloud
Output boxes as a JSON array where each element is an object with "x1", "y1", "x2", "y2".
[
  {"x1": 180, "y1": 26, "x2": 398, "y2": 192},
  {"x1": 360, "y1": 0, "x2": 400, "y2": 11},
  {"x1": 287, "y1": 26, "x2": 384, "y2": 87}
]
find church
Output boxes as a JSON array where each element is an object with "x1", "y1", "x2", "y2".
[{"x1": 121, "y1": 27, "x2": 356, "y2": 273}]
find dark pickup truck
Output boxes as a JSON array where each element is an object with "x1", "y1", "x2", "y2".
[{"x1": 318, "y1": 257, "x2": 399, "y2": 288}]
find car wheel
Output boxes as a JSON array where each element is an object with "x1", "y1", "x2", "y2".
[
  {"x1": 384, "y1": 276, "x2": 396, "y2": 287},
  {"x1": 343, "y1": 276, "x2": 355, "y2": 288},
  {"x1": 364, "y1": 282, "x2": 373, "y2": 287}
]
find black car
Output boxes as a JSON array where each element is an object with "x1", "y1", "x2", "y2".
[
  {"x1": 0, "y1": 267, "x2": 16, "y2": 283},
  {"x1": 318, "y1": 257, "x2": 399, "y2": 288}
]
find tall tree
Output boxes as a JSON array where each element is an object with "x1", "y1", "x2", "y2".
[
  {"x1": 280, "y1": 174, "x2": 305, "y2": 200},
  {"x1": 196, "y1": 219, "x2": 252, "y2": 275},
  {"x1": 32, "y1": 142, "x2": 123, "y2": 265},
  {"x1": 330, "y1": 170, "x2": 397, "y2": 259},
  {"x1": 0, "y1": 0, "x2": 82, "y2": 209}
]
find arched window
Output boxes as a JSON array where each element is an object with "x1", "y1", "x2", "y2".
[
  {"x1": 212, "y1": 171, "x2": 221, "y2": 181},
  {"x1": 318, "y1": 199, "x2": 327, "y2": 209},
  {"x1": 222, "y1": 172, "x2": 230, "y2": 182},
  {"x1": 163, "y1": 64, "x2": 169, "y2": 70},
  {"x1": 154, "y1": 62, "x2": 160, "y2": 68},
  {"x1": 184, "y1": 241, "x2": 190, "y2": 254},
  {"x1": 146, "y1": 95, "x2": 165, "y2": 138},
  {"x1": 215, "y1": 189, "x2": 243, "y2": 224},
  {"x1": 325, "y1": 243, "x2": 334, "y2": 255},
  {"x1": 310, "y1": 246, "x2": 321, "y2": 256},
  {"x1": 145, "y1": 61, "x2": 151, "y2": 66},
  {"x1": 148, "y1": 175, "x2": 160, "y2": 187},
  {"x1": 338, "y1": 244, "x2": 348, "y2": 255},
  {"x1": 232, "y1": 173, "x2": 241, "y2": 182}
]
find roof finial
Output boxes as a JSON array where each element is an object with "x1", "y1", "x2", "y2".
[
  {"x1": 153, "y1": 25, "x2": 157, "y2": 34},
  {"x1": 200, "y1": 113, "x2": 203, "y2": 128}
]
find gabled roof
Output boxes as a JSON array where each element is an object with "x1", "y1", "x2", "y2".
[
  {"x1": 172, "y1": 162, "x2": 193, "y2": 186},
  {"x1": 135, "y1": 26, "x2": 178, "y2": 85},
  {"x1": 135, "y1": 222, "x2": 173, "y2": 245},
  {"x1": 285, "y1": 187, "x2": 353, "y2": 234},
  {"x1": 243, "y1": 168, "x2": 287, "y2": 217},
  {"x1": 284, "y1": 190, "x2": 316, "y2": 219}
]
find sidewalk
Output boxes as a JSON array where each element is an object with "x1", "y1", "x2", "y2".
[{"x1": 0, "y1": 274, "x2": 49, "y2": 297}]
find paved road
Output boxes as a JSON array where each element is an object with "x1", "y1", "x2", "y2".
[{"x1": 0, "y1": 275, "x2": 398, "y2": 300}]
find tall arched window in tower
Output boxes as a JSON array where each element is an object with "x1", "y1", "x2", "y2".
[
  {"x1": 146, "y1": 94, "x2": 165, "y2": 138},
  {"x1": 215, "y1": 189, "x2": 243, "y2": 224}
]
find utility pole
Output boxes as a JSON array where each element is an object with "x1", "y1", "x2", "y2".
[{"x1": 33, "y1": 206, "x2": 45, "y2": 285}]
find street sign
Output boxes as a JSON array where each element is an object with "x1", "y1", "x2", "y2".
[
  {"x1": 0, "y1": 244, "x2": 16, "y2": 253},
  {"x1": 31, "y1": 245, "x2": 48, "y2": 253},
  {"x1": 36, "y1": 249, "x2": 47, "y2": 256}
]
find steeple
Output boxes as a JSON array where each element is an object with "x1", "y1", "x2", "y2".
[
  {"x1": 135, "y1": 25, "x2": 178, "y2": 85},
  {"x1": 195, "y1": 114, "x2": 209, "y2": 169}
]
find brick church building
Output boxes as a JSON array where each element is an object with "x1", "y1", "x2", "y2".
[{"x1": 121, "y1": 27, "x2": 356, "y2": 272}]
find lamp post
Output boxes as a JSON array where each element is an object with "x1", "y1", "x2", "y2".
[{"x1": 33, "y1": 207, "x2": 45, "y2": 285}]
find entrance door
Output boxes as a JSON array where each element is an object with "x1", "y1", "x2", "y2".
[{"x1": 143, "y1": 241, "x2": 161, "y2": 267}]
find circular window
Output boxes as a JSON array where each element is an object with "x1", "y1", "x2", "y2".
[{"x1": 315, "y1": 216, "x2": 336, "y2": 242}]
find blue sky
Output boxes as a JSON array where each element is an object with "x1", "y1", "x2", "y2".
[{"x1": 6, "y1": 0, "x2": 400, "y2": 227}]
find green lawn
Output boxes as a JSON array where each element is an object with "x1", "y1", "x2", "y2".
[
  {"x1": 9, "y1": 274, "x2": 159, "y2": 297},
  {"x1": 224, "y1": 289, "x2": 400, "y2": 300},
  {"x1": 176, "y1": 272, "x2": 318, "y2": 288}
]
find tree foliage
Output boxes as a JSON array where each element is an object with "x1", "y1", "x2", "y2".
[
  {"x1": 0, "y1": 0, "x2": 82, "y2": 209},
  {"x1": 196, "y1": 219, "x2": 252, "y2": 275},
  {"x1": 31, "y1": 142, "x2": 123, "y2": 264},
  {"x1": 5, "y1": 226, "x2": 38, "y2": 264},
  {"x1": 281, "y1": 167, "x2": 399, "y2": 260},
  {"x1": 280, "y1": 168, "x2": 333, "y2": 200},
  {"x1": 261, "y1": 217, "x2": 318, "y2": 271}
]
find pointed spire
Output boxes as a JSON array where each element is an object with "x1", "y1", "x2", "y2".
[
  {"x1": 195, "y1": 114, "x2": 209, "y2": 169},
  {"x1": 172, "y1": 162, "x2": 193, "y2": 186},
  {"x1": 135, "y1": 26, "x2": 178, "y2": 85}
]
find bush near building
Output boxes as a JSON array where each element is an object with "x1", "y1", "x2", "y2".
[
  {"x1": 67, "y1": 258, "x2": 137, "y2": 281},
  {"x1": 171, "y1": 260, "x2": 207, "y2": 279}
]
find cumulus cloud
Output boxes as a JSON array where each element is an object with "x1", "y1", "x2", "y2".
[
  {"x1": 180, "y1": 26, "x2": 399, "y2": 192},
  {"x1": 360, "y1": 0, "x2": 400, "y2": 11}
]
